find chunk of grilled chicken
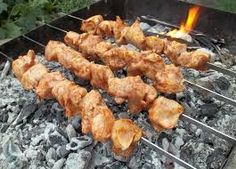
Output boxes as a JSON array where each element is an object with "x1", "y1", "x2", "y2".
[
  {"x1": 45, "y1": 40, "x2": 114, "y2": 90},
  {"x1": 45, "y1": 40, "x2": 91, "y2": 80},
  {"x1": 111, "y1": 119, "x2": 142, "y2": 158},
  {"x1": 164, "y1": 40, "x2": 188, "y2": 65},
  {"x1": 65, "y1": 31, "x2": 113, "y2": 61},
  {"x1": 154, "y1": 64, "x2": 184, "y2": 93},
  {"x1": 21, "y1": 64, "x2": 48, "y2": 90},
  {"x1": 81, "y1": 15, "x2": 104, "y2": 33},
  {"x1": 145, "y1": 36, "x2": 165, "y2": 54},
  {"x1": 36, "y1": 72, "x2": 65, "y2": 99},
  {"x1": 127, "y1": 51, "x2": 165, "y2": 81},
  {"x1": 108, "y1": 76, "x2": 157, "y2": 114},
  {"x1": 122, "y1": 19, "x2": 146, "y2": 49},
  {"x1": 90, "y1": 64, "x2": 115, "y2": 90},
  {"x1": 148, "y1": 96, "x2": 184, "y2": 131},
  {"x1": 78, "y1": 90, "x2": 115, "y2": 142},
  {"x1": 102, "y1": 46, "x2": 137, "y2": 70},
  {"x1": 52, "y1": 80, "x2": 87, "y2": 117},
  {"x1": 12, "y1": 50, "x2": 36, "y2": 81},
  {"x1": 178, "y1": 50, "x2": 210, "y2": 70},
  {"x1": 96, "y1": 20, "x2": 116, "y2": 37}
]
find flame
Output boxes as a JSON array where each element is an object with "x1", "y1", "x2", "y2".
[
  {"x1": 180, "y1": 6, "x2": 201, "y2": 33},
  {"x1": 166, "y1": 6, "x2": 201, "y2": 41}
]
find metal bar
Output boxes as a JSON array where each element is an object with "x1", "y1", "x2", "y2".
[
  {"x1": 141, "y1": 15, "x2": 180, "y2": 29},
  {"x1": 0, "y1": 51, "x2": 13, "y2": 62},
  {"x1": 181, "y1": 114, "x2": 236, "y2": 145},
  {"x1": 22, "y1": 35, "x2": 45, "y2": 48},
  {"x1": 206, "y1": 63, "x2": 236, "y2": 78},
  {"x1": 184, "y1": 80, "x2": 236, "y2": 107},
  {"x1": 45, "y1": 24, "x2": 68, "y2": 34},
  {"x1": 60, "y1": 12, "x2": 84, "y2": 21},
  {"x1": 141, "y1": 137, "x2": 196, "y2": 169}
]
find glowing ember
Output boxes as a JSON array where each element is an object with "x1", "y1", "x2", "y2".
[{"x1": 167, "y1": 6, "x2": 201, "y2": 42}]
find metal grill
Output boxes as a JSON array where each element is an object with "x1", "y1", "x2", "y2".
[{"x1": 1, "y1": 1, "x2": 236, "y2": 169}]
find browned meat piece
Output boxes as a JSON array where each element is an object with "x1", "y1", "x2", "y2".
[
  {"x1": 81, "y1": 15, "x2": 104, "y2": 33},
  {"x1": 122, "y1": 19, "x2": 146, "y2": 49},
  {"x1": 45, "y1": 40, "x2": 114, "y2": 90},
  {"x1": 76, "y1": 33, "x2": 104, "y2": 60},
  {"x1": 154, "y1": 64, "x2": 184, "y2": 93},
  {"x1": 127, "y1": 51, "x2": 165, "y2": 80},
  {"x1": 91, "y1": 106, "x2": 115, "y2": 142},
  {"x1": 113, "y1": 16, "x2": 128, "y2": 45},
  {"x1": 52, "y1": 80, "x2": 87, "y2": 117},
  {"x1": 164, "y1": 40, "x2": 187, "y2": 65},
  {"x1": 145, "y1": 36, "x2": 165, "y2": 54},
  {"x1": 12, "y1": 50, "x2": 36, "y2": 81},
  {"x1": 177, "y1": 50, "x2": 210, "y2": 70},
  {"x1": 64, "y1": 32, "x2": 113, "y2": 60},
  {"x1": 36, "y1": 72, "x2": 65, "y2": 99},
  {"x1": 108, "y1": 76, "x2": 157, "y2": 114},
  {"x1": 90, "y1": 64, "x2": 114, "y2": 90},
  {"x1": 148, "y1": 96, "x2": 184, "y2": 131},
  {"x1": 21, "y1": 64, "x2": 48, "y2": 90},
  {"x1": 70, "y1": 57, "x2": 91, "y2": 80},
  {"x1": 96, "y1": 20, "x2": 116, "y2": 37},
  {"x1": 64, "y1": 31, "x2": 81, "y2": 50},
  {"x1": 45, "y1": 40, "x2": 91, "y2": 80},
  {"x1": 102, "y1": 46, "x2": 137, "y2": 70},
  {"x1": 111, "y1": 119, "x2": 142, "y2": 158},
  {"x1": 79, "y1": 90, "x2": 115, "y2": 141}
]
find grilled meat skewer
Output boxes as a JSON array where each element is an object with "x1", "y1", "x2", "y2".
[
  {"x1": 64, "y1": 31, "x2": 184, "y2": 94},
  {"x1": 81, "y1": 15, "x2": 210, "y2": 70},
  {"x1": 45, "y1": 41, "x2": 184, "y2": 131},
  {"x1": 12, "y1": 50, "x2": 142, "y2": 157}
]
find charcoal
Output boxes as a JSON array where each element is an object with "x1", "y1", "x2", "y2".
[
  {"x1": 157, "y1": 132, "x2": 172, "y2": 147},
  {"x1": 31, "y1": 135, "x2": 44, "y2": 146},
  {"x1": 66, "y1": 124, "x2": 77, "y2": 140},
  {"x1": 140, "y1": 22, "x2": 151, "y2": 31},
  {"x1": 12, "y1": 103, "x2": 38, "y2": 125},
  {"x1": 0, "y1": 112, "x2": 9, "y2": 122},
  {"x1": 65, "y1": 151, "x2": 91, "y2": 169},
  {"x1": 70, "y1": 116, "x2": 81, "y2": 132},
  {"x1": 213, "y1": 76, "x2": 231, "y2": 91},
  {"x1": 2, "y1": 138, "x2": 27, "y2": 168},
  {"x1": 104, "y1": 161, "x2": 126, "y2": 169},
  {"x1": 206, "y1": 148, "x2": 226, "y2": 169},
  {"x1": 0, "y1": 123, "x2": 9, "y2": 133},
  {"x1": 174, "y1": 136, "x2": 184, "y2": 149},
  {"x1": 128, "y1": 149, "x2": 142, "y2": 169},
  {"x1": 48, "y1": 130, "x2": 68, "y2": 146},
  {"x1": 0, "y1": 60, "x2": 10, "y2": 79},
  {"x1": 52, "y1": 158, "x2": 66, "y2": 169},
  {"x1": 200, "y1": 103, "x2": 218, "y2": 118},
  {"x1": 57, "y1": 145, "x2": 70, "y2": 158},
  {"x1": 142, "y1": 163, "x2": 156, "y2": 169},
  {"x1": 46, "y1": 148, "x2": 57, "y2": 162},
  {"x1": 66, "y1": 136, "x2": 93, "y2": 151}
]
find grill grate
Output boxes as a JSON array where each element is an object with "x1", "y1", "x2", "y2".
[{"x1": 1, "y1": 12, "x2": 236, "y2": 169}]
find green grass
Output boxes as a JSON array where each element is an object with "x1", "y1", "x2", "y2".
[
  {"x1": 0, "y1": 0, "x2": 94, "y2": 40},
  {"x1": 216, "y1": 0, "x2": 236, "y2": 13}
]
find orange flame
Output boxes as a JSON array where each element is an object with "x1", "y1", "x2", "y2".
[{"x1": 180, "y1": 6, "x2": 201, "y2": 33}]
